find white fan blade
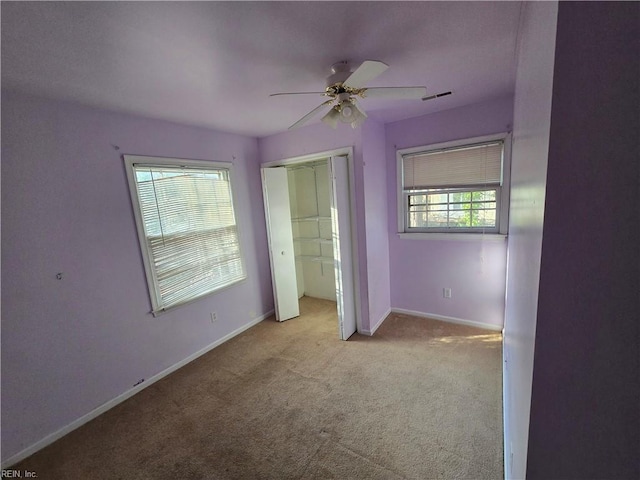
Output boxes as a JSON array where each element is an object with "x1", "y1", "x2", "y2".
[
  {"x1": 343, "y1": 60, "x2": 389, "y2": 88},
  {"x1": 270, "y1": 91, "x2": 326, "y2": 97},
  {"x1": 363, "y1": 86, "x2": 427, "y2": 99},
  {"x1": 289, "y1": 100, "x2": 333, "y2": 129}
]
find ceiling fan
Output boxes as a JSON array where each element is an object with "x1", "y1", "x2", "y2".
[{"x1": 271, "y1": 60, "x2": 451, "y2": 130}]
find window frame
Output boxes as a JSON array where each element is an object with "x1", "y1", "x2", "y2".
[
  {"x1": 404, "y1": 187, "x2": 502, "y2": 233},
  {"x1": 396, "y1": 133, "x2": 511, "y2": 238},
  {"x1": 124, "y1": 154, "x2": 246, "y2": 315}
]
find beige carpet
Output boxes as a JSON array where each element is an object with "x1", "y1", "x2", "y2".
[{"x1": 14, "y1": 297, "x2": 503, "y2": 479}]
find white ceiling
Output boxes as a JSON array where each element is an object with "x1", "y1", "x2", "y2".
[{"x1": 1, "y1": 1, "x2": 522, "y2": 138}]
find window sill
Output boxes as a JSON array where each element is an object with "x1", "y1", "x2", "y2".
[
  {"x1": 397, "y1": 232, "x2": 507, "y2": 242},
  {"x1": 151, "y1": 275, "x2": 247, "y2": 317}
]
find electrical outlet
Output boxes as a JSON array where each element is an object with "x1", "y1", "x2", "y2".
[
  {"x1": 210, "y1": 312, "x2": 217, "y2": 323},
  {"x1": 443, "y1": 288, "x2": 452, "y2": 298}
]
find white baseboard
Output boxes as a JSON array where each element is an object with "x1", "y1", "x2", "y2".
[
  {"x1": 390, "y1": 308, "x2": 503, "y2": 332},
  {"x1": 360, "y1": 308, "x2": 391, "y2": 336},
  {"x1": 1, "y1": 310, "x2": 274, "y2": 469}
]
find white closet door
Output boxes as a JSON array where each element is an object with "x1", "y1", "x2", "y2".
[
  {"x1": 261, "y1": 167, "x2": 299, "y2": 321},
  {"x1": 328, "y1": 155, "x2": 357, "y2": 340}
]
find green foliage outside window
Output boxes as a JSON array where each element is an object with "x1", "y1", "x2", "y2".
[{"x1": 408, "y1": 189, "x2": 497, "y2": 229}]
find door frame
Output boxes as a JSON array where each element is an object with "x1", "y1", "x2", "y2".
[{"x1": 261, "y1": 146, "x2": 363, "y2": 335}]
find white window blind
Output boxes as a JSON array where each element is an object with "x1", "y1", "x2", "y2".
[
  {"x1": 127, "y1": 160, "x2": 245, "y2": 313},
  {"x1": 403, "y1": 141, "x2": 503, "y2": 189}
]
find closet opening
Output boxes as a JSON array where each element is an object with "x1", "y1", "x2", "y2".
[
  {"x1": 261, "y1": 149, "x2": 358, "y2": 340},
  {"x1": 288, "y1": 160, "x2": 336, "y2": 304}
]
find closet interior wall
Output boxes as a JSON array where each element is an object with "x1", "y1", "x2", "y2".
[{"x1": 287, "y1": 161, "x2": 336, "y2": 301}]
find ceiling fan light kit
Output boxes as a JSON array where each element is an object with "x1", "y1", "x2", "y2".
[
  {"x1": 339, "y1": 100, "x2": 367, "y2": 128},
  {"x1": 321, "y1": 107, "x2": 340, "y2": 129},
  {"x1": 270, "y1": 60, "x2": 442, "y2": 130}
]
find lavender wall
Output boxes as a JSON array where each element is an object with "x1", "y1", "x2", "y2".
[
  {"x1": 502, "y1": 2, "x2": 558, "y2": 478},
  {"x1": 385, "y1": 97, "x2": 513, "y2": 328},
  {"x1": 258, "y1": 123, "x2": 361, "y2": 164},
  {"x1": 1, "y1": 90, "x2": 273, "y2": 463},
  {"x1": 360, "y1": 119, "x2": 391, "y2": 331},
  {"x1": 527, "y1": 3, "x2": 639, "y2": 478},
  {"x1": 258, "y1": 123, "x2": 374, "y2": 331}
]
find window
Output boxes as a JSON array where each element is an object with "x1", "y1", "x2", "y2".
[
  {"x1": 397, "y1": 134, "x2": 510, "y2": 235},
  {"x1": 124, "y1": 155, "x2": 245, "y2": 314}
]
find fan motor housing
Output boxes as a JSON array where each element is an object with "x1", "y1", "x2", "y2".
[{"x1": 326, "y1": 61, "x2": 352, "y2": 88}]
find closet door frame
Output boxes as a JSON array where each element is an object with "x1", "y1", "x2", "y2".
[{"x1": 261, "y1": 147, "x2": 362, "y2": 337}]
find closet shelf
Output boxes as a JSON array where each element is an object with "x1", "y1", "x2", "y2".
[
  {"x1": 291, "y1": 216, "x2": 331, "y2": 222},
  {"x1": 294, "y1": 237, "x2": 333, "y2": 245},
  {"x1": 295, "y1": 255, "x2": 334, "y2": 264}
]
